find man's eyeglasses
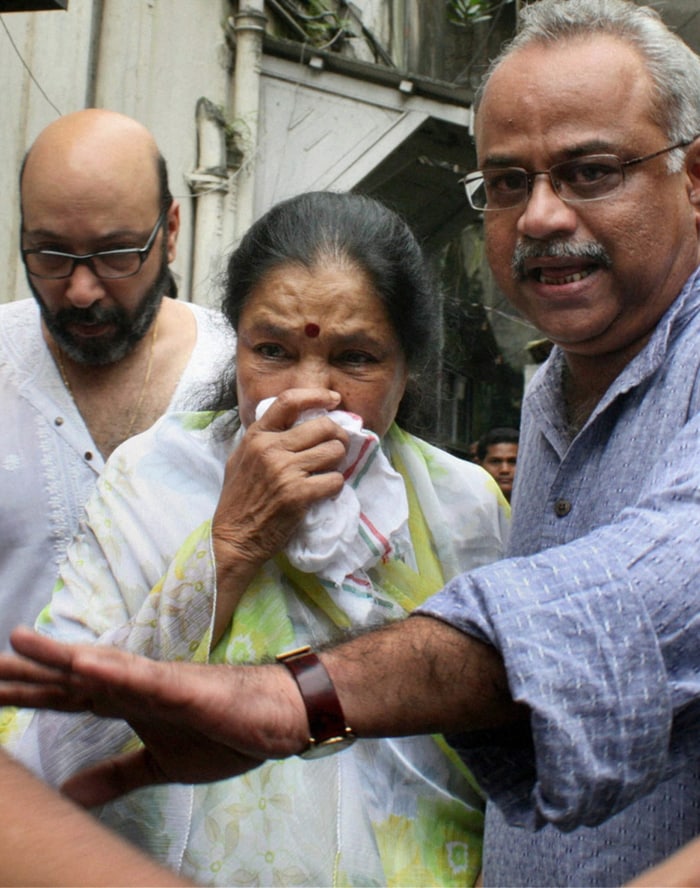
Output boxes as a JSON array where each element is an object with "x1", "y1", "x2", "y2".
[
  {"x1": 461, "y1": 140, "x2": 694, "y2": 212},
  {"x1": 22, "y1": 212, "x2": 166, "y2": 280}
]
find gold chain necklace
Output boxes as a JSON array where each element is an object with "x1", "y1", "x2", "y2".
[{"x1": 54, "y1": 319, "x2": 158, "y2": 440}]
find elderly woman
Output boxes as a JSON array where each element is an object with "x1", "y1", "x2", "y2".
[{"x1": 4, "y1": 192, "x2": 508, "y2": 887}]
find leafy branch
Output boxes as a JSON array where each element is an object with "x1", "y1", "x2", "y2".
[{"x1": 446, "y1": 0, "x2": 504, "y2": 27}]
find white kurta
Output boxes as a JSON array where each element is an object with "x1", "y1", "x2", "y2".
[{"x1": 0, "y1": 297, "x2": 235, "y2": 651}]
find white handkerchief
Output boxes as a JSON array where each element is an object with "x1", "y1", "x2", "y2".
[{"x1": 255, "y1": 397, "x2": 410, "y2": 586}]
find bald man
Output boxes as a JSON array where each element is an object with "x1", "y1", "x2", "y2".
[{"x1": 0, "y1": 109, "x2": 234, "y2": 651}]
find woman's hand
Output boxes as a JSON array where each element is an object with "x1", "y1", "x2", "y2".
[{"x1": 211, "y1": 388, "x2": 349, "y2": 641}]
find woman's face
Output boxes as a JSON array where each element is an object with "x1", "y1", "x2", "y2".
[{"x1": 235, "y1": 259, "x2": 408, "y2": 436}]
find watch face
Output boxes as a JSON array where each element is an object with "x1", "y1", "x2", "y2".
[{"x1": 299, "y1": 734, "x2": 357, "y2": 760}]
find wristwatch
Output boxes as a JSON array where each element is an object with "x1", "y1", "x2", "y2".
[{"x1": 276, "y1": 645, "x2": 357, "y2": 759}]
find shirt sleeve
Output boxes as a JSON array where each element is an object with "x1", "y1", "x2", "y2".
[{"x1": 417, "y1": 412, "x2": 700, "y2": 832}]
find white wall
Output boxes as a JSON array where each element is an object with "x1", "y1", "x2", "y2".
[
  {"x1": 2, "y1": 1, "x2": 457, "y2": 308},
  {"x1": 1, "y1": 0, "x2": 231, "y2": 307}
]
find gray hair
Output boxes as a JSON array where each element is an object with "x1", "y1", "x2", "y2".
[{"x1": 475, "y1": 0, "x2": 700, "y2": 172}]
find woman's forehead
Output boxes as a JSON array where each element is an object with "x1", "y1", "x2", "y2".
[{"x1": 243, "y1": 262, "x2": 384, "y2": 320}]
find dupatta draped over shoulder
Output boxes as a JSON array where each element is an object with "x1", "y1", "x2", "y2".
[{"x1": 4, "y1": 411, "x2": 508, "y2": 887}]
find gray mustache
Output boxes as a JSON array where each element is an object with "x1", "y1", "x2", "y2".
[{"x1": 511, "y1": 241, "x2": 612, "y2": 280}]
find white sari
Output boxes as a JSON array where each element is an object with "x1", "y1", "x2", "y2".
[{"x1": 3, "y1": 411, "x2": 509, "y2": 887}]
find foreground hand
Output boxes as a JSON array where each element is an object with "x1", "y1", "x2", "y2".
[
  {"x1": 626, "y1": 833, "x2": 700, "y2": 886},
  {"x1": 0, "y1": 627, "x2": 308, "y2": 806}
]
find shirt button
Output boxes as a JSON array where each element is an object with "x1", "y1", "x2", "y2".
[
  {"x1": 554, "y1": 499, "x2": 571, "y2": 517},
  {"x1": 54, "y1": 417, "x2": 64, "y2": 426},
  {"x1": 84, "y1": 451, "x2": 94, "y2": 461}
]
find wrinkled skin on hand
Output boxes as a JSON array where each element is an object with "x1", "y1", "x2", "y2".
[
  {"x1": 0, "y1": 391, "x2": 350, "y2": 804},
  {"x1": 0, "y1": 616, "x2": 524, "y2": 810},
  {"x1": 211, "y1": 388, "x2": 349, "y2": 641}
]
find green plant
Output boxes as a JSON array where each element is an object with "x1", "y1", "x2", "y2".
[
  {"x1": 277, "y1": 0, "x2": 353, "y2": 48},
  {"x1": 446, "y1": 0, "x2": 499, "y2": 26}
]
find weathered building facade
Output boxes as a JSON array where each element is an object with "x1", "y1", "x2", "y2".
[{"x1": 3, "y1": 0, "x2": 697, "y2": 447}]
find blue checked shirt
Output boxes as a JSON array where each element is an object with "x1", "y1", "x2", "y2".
[{"x1": 419, "y1": 266, "x2": 700, "y2": 886}]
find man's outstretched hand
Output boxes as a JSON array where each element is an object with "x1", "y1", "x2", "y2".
[
  {"x1": 0, "y1": 618, "x2": 520, "y2": 808},
  {"x1": 0, "y1": 626, "x2": 308, "y2": 806}
]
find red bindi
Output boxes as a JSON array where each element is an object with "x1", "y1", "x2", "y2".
[{"x1": 305, "y1": 323, "x2": 320, "y2": 338}]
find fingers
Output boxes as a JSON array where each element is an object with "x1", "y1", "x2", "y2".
[
  {"x1": 0, "y1": 636, "x2": 190, "y2": 719},
  {"x1": 240, "y1": 414, "x2": 348, "y2": 493},
  {"x1": 61, "y1": 748, "x2": 164, "y2": 808},
  {"x1": 287, "y1": 422, "x2": 347, "y2": 469},
  {"x1": 253, "y1": 389, "x2": 351, "y2": 469},
  {"x1": 63, "y1": 649, "x2": 197, "y2": 723},
  {"x1": 213, "y1": 392, "x2": 350, "y2": 573},
  {"x1": 0, "y1": 630, "x2": 87, "y2": 709},
  {"x1": 0, "y1": 680, "x2": 82, "y2": 711},
  {"x1": 70, "y1": 647, "x2": 188, "y2": 705},
  {"x1": 257, "y1": 410, "x2": 349, "y2": 472},
  {"x1": 254, "y1": 388, "x2": 342, "y2": 432},
  {"x1": 62, "y1": 737, "x2": 263, "y2": 806},
  {"x1": 9, "y1": 626, "x2": 77, "y2": 670},
  {"x1": 0, "y1": 651, "x2": 67, "y2": 684},
  {"x1": 225, "y1": 392, "x2": 349, "y2": 494}
]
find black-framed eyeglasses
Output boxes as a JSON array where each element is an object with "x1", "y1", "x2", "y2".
[
  {"x1": 22, "y1": 212, "x2": 166, "y2": 280},
  {"x1": 461, "y1": 140, "x2": 695, "y2": 212}
]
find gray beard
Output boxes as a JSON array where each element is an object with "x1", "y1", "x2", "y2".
[{"x1": 29, "y1": 248, "x2": 171, "y2": 366}]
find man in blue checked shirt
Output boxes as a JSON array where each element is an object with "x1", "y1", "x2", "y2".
[{"x1": 1, "y1": 0, "x2": 699, "y2": 885}]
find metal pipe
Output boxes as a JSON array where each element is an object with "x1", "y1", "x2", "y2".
[
  {"x1": 230, "y1": 0, "x2": 266, "y2": 242},
  {"x1": 187, "y1": 97, "x2": 228, "y2": 306}
]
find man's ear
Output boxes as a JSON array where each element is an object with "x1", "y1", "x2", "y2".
[
  {"x1": 685, "y1": 138, "x2": 700, "y2": 209},
  {"x1": 165, "y1": 201, "x2": 180, "y2": 263}
]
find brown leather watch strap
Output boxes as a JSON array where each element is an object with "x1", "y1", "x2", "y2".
[{"x1": 276, "y1": 645, "x2": 355, "y2": 757}]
